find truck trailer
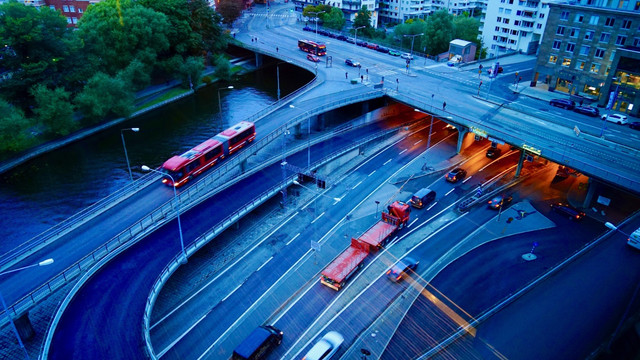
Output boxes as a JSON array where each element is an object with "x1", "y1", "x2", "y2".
[{"x1": 320, "y1": 201, "x2": 411, "y2": 291}]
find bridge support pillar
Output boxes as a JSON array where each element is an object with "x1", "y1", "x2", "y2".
[
  {"x1": 234, "y1": 220, "x2": 240, "y2": 230},
  {"x1": 255, "y1": 53, "x2": 263, "y2": 67},
  {"x1": 294, "y1": 123, "x2": 302, "y2": 139},
  {"x1": 15, "y1": 312, "x2": 35, "y2": 341},
  {"x1": 362, "y1": 101, "x2": 369, "y2": 115},
  {"x1": 316, "y1": 114, "x2": 325, "y2": 131},
  {"x1": 515, "y1": 150, "x2": 526, "y2": 178},
  {"x1": 239, "y1": 158, "x2": 247, "y2": 173},
  {"x1": 582, "y1": 178, "x2": 598, "y2": 209},
  {"x1": 456, "y1": 128, "x2": 468, "y2": 154}
]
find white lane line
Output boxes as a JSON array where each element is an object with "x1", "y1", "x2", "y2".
[
  {"x1": 311, "y1": 212, "x2": 325, "y2": 224},
  {"x1": 221, "y1": 283, "x2": 243, "y2": 303},
  {"x1": 353, "y1": 180, "x2": 363, "y2": 189},
  {"x1": 383, "y1": 159, "x2": 392, "y2": 165},
  {"x1": 368, "y1": 170, "x2": 376, "y2": 177},
  {"x1": 446, "y1": 188, "x2": 455, "y2": 196},
  {"x1": 256, "y1": 257, "x2": 273, "y2": 273},
  {"x1": 399, "y1": 149, "x2": 408, "y2": 155},
  {"x1": 158, "y1": 312, "x2": 211, "y2": 358},
  {"x1": 408, "y1": 218, "x2": 418, "y2": 228},
  {"x1": 150, "y1": 211, "x2": 299, "y2": 330},
  {"x1": 414, "y1": 139, "x2": 423, "y2": 145},
  {"x1": 426, "y1": 202, "x2": 438, "y2": 211},
  {"x1": 462, "y1": 176, "x2": 472, "y2": 183},
  {"x1": 286, "y1": 233, "x2": 300, "y2": 246},
  {"x1": 333, "y1": 195, "x2": 345, "y2": 205}
]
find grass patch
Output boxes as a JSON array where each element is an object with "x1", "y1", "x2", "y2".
[{"x1": 135, "y1": 87, "x2": 191, "y2": 112}]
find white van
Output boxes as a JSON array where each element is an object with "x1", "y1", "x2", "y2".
[{"x1": 628, "y1": 228, "x2": 640, "y2": 250}]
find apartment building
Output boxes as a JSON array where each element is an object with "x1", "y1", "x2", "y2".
[
  {"x1": 533, "y1": 2, "x2": 640, "y2": 115},
  {"x1": 481, "y1": 0, "x2": 556, "y2": 55},
  {"x1": 46, "y1": 0, "x2": 96, "y2": 26}
]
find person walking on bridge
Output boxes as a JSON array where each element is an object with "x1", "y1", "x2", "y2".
[{"x1": 443, "y1": 101, "x2": 447, "y2": 111}]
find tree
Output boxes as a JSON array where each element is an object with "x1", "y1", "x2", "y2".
[
  {"x1": 217, "y1": 0, "x2": 244, "y2": 26},
  {"x1": 303, "y1": 4, "x2": 332, "y2": 19},
  {"x1": 213, "y1": 55, "x2": 232, "y2": 82},
  {"x1": 353, "y1": 6, "x2": 373, "y2": 36},
  {"x1": 424, "y1": 9, "x2": 454, "y2": 55},
  {"x1": 453, "y1": 16, "x2": 480, "y2": 45},
  {"x1": 394, "y1": 19, "x2": 428, "y2": 52},
  {"x1": 188, "y1": 0, "x2": 226, "y2": 54},
  {"x1": 75, "y1": 73, "x2": 134, "y2": 122},
  {"x1": 177, "y1": 56, "x2": 205, "y2": 89},
  {"x1": 0, "y1": 97, "x2": 33, "y2": 154},
  {"x1": 323, "y1": 7, "x2": 345, "y2": 31},
  {"x1": 31, "y1": 85, "x2": 75, "y2": 136}
]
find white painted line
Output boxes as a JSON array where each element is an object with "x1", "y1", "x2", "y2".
[
  {"x1": 426, "y1": 202, "x2": 438, "y2": 211},
  {"x1": 414, "y1": 139, "x2": 423, "y2": 145},
  {"x1": 256, "y1": 257, "x2": 273, "y2": 272},
  {"x1": 368, "y1": 170, "x2": 376, "y2": 177},
  {"x1": 462, "y1": 176, "x2": 472, "y2": 183},
  {"x1": 399, "y1": 149, "x2": 408, "y2": 154},
  {"x1": 286, "y1": 233, "x2": 300, "y2": 246},
  {"x1": 311, "y1": 212, "x2": 325, "y2": 224},
  {"x1": 333, "y1": 195, "x2": 345, "y2": 205},
  {"x1": 353, "y1": 180, "x2": 363, "y2": 189},
  {"x1": 157, "y1": 311, "x2": 211, "y2": 358},
  {"x1": 221, "y1": 283, "x2": 243, "y2": 303},
  {"x1": 150, "y1": 211, "x2": 299, "y2": 330},
  {"x1": 446, "y1": 188, "x2": 455, "y2": 196},
  {"x1": 383, "y1": 159, "x2": 392, "y2": 165},
  {"x1": 408, "y1": 218, "x2": 418, "y2": 228}
]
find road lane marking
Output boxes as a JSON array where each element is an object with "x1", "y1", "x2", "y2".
[
  {"x1": 353, "y1": 180, "x2": 363, "y2": 189},
  {"x1": 368, "y1": 170, "x2": 376, "y2": 177},
  {"x1": 399, "y1": 149, "x2": 408, "y2": 154},
  {"x1": 311, "y1": 212, "x2": 325, "y2": 224},
  {"x1": 221, "y1": 283, "x2": 243, "y2": 303},
  {"x1": 462, "y1": 176, "x2": 472, "y2": 183},
  {"x1": 286, "y1": 233, "x2": 300, "y2": 246},
  {"x1": 426, "y1": 202, "x2": 437, "y2": 211},
  {"x1": 408, "y1": 218, "x2": 418, "y2": 227},
  {"x1": 414, "y1": 139, "x2": 423, "y2": 145},
  {"x1": 256, "y1": 257, "x2": 273, "y2": 273},
  {"x1": 383, "y1": 159, "x2": 392, "y2": 165},
  {"x1": 446, "y1": 188, "x2": 455, "y2": 196}
]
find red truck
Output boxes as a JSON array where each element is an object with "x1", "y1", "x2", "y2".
[{"x1": 320, "y1": 201, "x2": 411, "y2": 291}]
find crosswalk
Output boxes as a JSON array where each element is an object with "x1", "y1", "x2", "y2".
[{"x1": 247, "y1": 13, "x2": 296, "y2": 18}]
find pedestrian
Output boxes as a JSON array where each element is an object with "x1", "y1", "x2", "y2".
[
  {"x1": 443, "y1": 101, "x2": 447, "y2": 110},
  {"x1": 580, "y1": 99, "x2": 584, "y2": 106},
  {"x1": 233, "y1": 32, "x2": 236, "y2": 38},
  {"x1": 396, "y1": 78, "x2": 399, "y2": 91},
  {"x1": 345, "y1": 72, "x2": 348, "y2": 79},
  {"x1": 276, "y1": 46, "x2": 279, "y2": 53},
  {"x1": 361, "y1": 75, "x2": 364, "y2": 83}
]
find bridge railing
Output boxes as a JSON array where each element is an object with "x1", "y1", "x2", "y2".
[{"x1": 141, "y1": 125, "x2": 401, "y2": 359}]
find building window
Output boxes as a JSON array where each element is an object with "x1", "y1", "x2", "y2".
[
  {"x1": 556, "y1": 26, "x2": 565, "y2": 35},
  {"x1": 594, "y1": 48, "x2": 605, "y2": 58},
  {"x1": 78, "y1": 8, "x2": 83, "y2": 13},
  {"x1": 505, "y1": 9, "x2": 512, "y2": 14},
  {"x1": 579, "y1": 45, "x2": 590, "y2": 56},
  {"x1": 615, "y1": 35, "x2": 627, "y2": 45},
  {"x1": 499, "y1": 7, "x2": 504, "y2": 13},
  {"x1": 599, "y1": 32, "x2": 610, "y2": 42},
  {"x1": 574, "y1": 14, "x2": 584, "y2": 23},
  {"x1": 549, "y1": 54, "x2": 558, "y2": 63},
  {"x1": 504, "y1": 18, "x2": 510, "y2": 24},
  {"x1": 610, "y1": 51, "x2": 616, "y2": 61},
  {"x1": 576, "y1": 61, "x2": 585, "y2": 70},
  {"x1": 495, "y1": 26, "x2": 500, "y2": 31},
  {"x1": 590, "y1": 63, "x2": 600, "y2": 73},
  {"x1": 49, "y1": 5, "x2": 55, "y2": 10},
  {"x1": 560, "y1": 11, "x2": 569, "y2": 20},
  {"x1": 514, "y1": 20, "x2": 520, "y2": 25},
  {"x1": 540, "y1": 13, "x2": 545, "y2": 19},
  {"x1": 566, "y1": 43, "x2": 575, "y2": 52},
  {"x1": 511, "y1": 30, "x2": 518, "y2": 35},
  {"x1": 520, "y1": 31, "x2": 528, "y2": 37},
  {"x1": 70, "y1": 5, "x2": 75, "y2": 12},
  {"x1": 497, "y1": 16, "x2": 502, "y2": 22},
  {"x1": 584, "y1": 30, "x2": 594, "y2": 40},
  {"x1": 605, "y1": 66, "x2": 611, "y2": 76},
  {"x1": 569, "y1": 28, "x2": 579, "y2": 37},
  {"x1": 66, "y1": 17, "x2": 72, "y2": 24},
  {"x1": 537, "y1": 24, "x2": 542, "y2": 29},
  {"x1": 622, "y1": 19, "x2": 632, "y2": 29},
  {"x1": 562, "y1": 57, "x2": 571, "y2": 67},
  {"x1": 71, "y1": 17, "x2": 77, "y2": 24},
  {"x1": 552, "y1": 40, "x2": 561, "y2": 50},
  {"x1": 62, "y1": 5, "x2": 69, "y2": 12},
  {"x1": 589, "y1": 15, "x2": 599, "y2": 25},
  {"x1": 509, "y1": 39, "x2": 516, "y2": 44},
  {"x1": 605, "y1": 17, "x2": 615, "y2": 27},
  {"x1": 634, "y1": 38, "x2": 640, "y2": 47}
]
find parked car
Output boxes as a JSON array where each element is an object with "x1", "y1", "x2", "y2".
[
  {"x1": 445, "y1": 168, "x2": 467, "y2": 183},
  {"x1": 356, "y1": 40, "x2": 367, "y2": 47},
  {"x1": 307, "y1": 54, "x2": 320, "y2": 62},
  {"x1": 551, "y1": 202, "x2": 586, "y2": 220},
  {"x1": 486, "y1": 147, "x2": 502, "y2": 159},
  {"x1": 366, "y1": 43, "x2": 379, "y2": 50},
  {"x1": 400, "y1": 52, "x2": 414, "y2": 60},
  {"x1": 573, "y1": 105, "x2": 599, "y2": 117},
  {"x1": 629, "y1": 121, "x2": 640, "y2": 130},
  {"x1": 549, "y1": 98, "x2": 576, "y2": 110},
  {"x1": 303, "y1": 26, "x2": 313, "y2": 31},
  {"x1": 388, "y1": 50, "x2": 401, "y2": 56},
  {"x1": 601, "y1": 113, "x2": 628, "y2": 125},
  {"x1": 487, "y1": 194, "x2": 513, "y2": 210},
  {"x1": 376, "y1": 46, "x2": 390, "y2": 53},
  {"x1": 447, "y1": 55, "x2": 462, "y2": 66},
  {"x1": 345, "y1": 58, "x2": 360, "y2": 67},
  {"x1": 303, "y1": 331, "x2": 344, "y2": 360},
  {"x1": 345, "y1": 37, "x2": 355, "y2": 44},
  {"x1": 336, "y1": 35, "x2": 348, "y2": 41},
  {"x1": 327, "y1": 32, "x2": 337, "y2": 38},
  {"x1": 387, "y1": 257, "x2": 419, "y2": 282}
]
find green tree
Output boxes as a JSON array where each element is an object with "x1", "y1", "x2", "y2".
[
  {"x1": 30, "y1": 85, "x2": 75, "y2": 136},
  {"x1": 424, "y1": 9, "x2": 454, "y2": 55},
  {"x1": 213, "y1": 55, "x2": 232, "y2": 82},
  {"x1": 303, "y1": 4, "x2": 332, "y2": 19},
  {"x1": 117, "y1": 59, "x2": 152, "y2": 91},
  {"x1": 353, "y1": 6, "x2": 373, "y2": 36},
  {"x1": 453, "y1": 16, "x2": 480, "y2": 45},
  {"x1": 75, "y1": 73, "x2": 134, "y2": 122},
  {"x1": 323, "y1": 7, "x2": 345, "y2": 31},
  {"x1": 177, "y1": 56, "x2": 205, "y2": 89},
  {"x1": 0, "y1": 0, "x2": 77, "y2": 111},
  {"x1": 217, "y1": 0, "x2": 244, "y2": 26},
  {"x1": 0, "y1": 97, "x2": 33, "y2": 154},
  {"x1": 188, "y1": 0, "x2": 226, "y2": 54},
  {"x1": 394, "y1": 19, "x2": 428, "y2": 52}
]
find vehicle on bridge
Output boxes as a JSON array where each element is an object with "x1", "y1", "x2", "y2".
[
  {"x1": 628, "y1": 228, "x2": 640, "y2": 250},
  {"x1": 160, "y1": 121, "x2": 256, "y2": 187},
  {"x1": 232, "y1": 325, "x2": 283, "y2": 360},
  {"x1": 320, "y1": 201, "x2": 411, "y2": 291},
  {"x1": 298, "y1": 39, "x2": 326, "y2": 56}
]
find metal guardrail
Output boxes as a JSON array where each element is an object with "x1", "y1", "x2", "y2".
[{"x1": 141, "y1": 126, "x2": 401, "y2": 359}]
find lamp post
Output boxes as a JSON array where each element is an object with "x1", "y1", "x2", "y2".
[
  {"x1": 218, "y1": 85, "x2": 234, "y2": 113},
  {"x1": 289, "y1": 105, "x2": 312, "y2": 169},
  {"x1": 601, "y1": 75, "x2": 628, "y2": 137},
  {"x1": 354, "y1": 26, "x2": 365, "y2": 47},
  {"x1": 415, "y1": 108, "x2": 435, "y2": 150},
  {"x1": 121, "y1": 128, "x2": 139, "y2": 183},
  {"x1": 276, "y1": 61, "x2": 292, "y2": 101},
  {"x1": 403, "y1": 33, "x2": 423, "y2": 58},
  {"x1": 0, "y1": 258, "x2": 54, "y2": 360},
  {"x1": 141, "y1": 166, "x2": 187, "y2": 263},
  {"x1": 375, "y1": 200, "x2": 380, "y2": 219},
  {"x1": 308, "y1": 11, "x2": 325, "y2": 42}
]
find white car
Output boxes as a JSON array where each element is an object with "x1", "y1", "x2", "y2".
[
  {"x1": 302, "y1": 331, "x2": 344, "y2": 360},
  {"x1": 400, "y1": 52, "x2": 413, "y2": 60},
  {"x1": 601, "y1": 113, "x2": 628, "y2": 124}
]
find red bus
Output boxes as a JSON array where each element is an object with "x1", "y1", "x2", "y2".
[
  {"x1": 298, "y1": 40, "x2": 326, "y2": 56},
  {"x1": 160, "y1": 121, "x2": 256, "y2": 187}
]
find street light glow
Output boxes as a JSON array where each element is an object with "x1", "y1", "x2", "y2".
[{"x1": 38, "y1": 258, "x2": 54, "y2": 266}]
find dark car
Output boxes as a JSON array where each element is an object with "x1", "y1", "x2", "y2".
[
  {"x1": 445, "y1": 168, "x2": 467, "y2": 183},
  {"x1": 376, "y1": 46, "x2": 390, "y2": 53},
  {"x1": 345, "y1": 58, "x2": 360, "y2": 67},
  {"x1": 487, "y1": 194, "x2": 513, "y2": 209},
  {"x1": 486, "y1": 147, "x2": 502, "y2": 159},
  {"x1": 387, "y1": 257, "x2": 419, "y2": 282},
  {"x1": 327, "y1": 32, "x2": 337, "y2": 38},
  {"x1": 336, "y1": 35, "x2": 348, "y2": 41},
  {"x1": 629, "y1": 122, "x2": 640, "y2": 130},
  {"x1": 317, "y1": 30, "x2": 329, "y2": 36},
  {"x1": 357, "y1": 41, "x2": 368, "y2": 47},
  {"x1": 573, "y1": 105, "x2": 599, "y2": 117},
  {"x1": 550, "y1": 98, "x2": 576, "y2": 110},
  {"x1": 551, "y1": 202, "x2": 586, "y2": 220},
  {"x1": 303, "y1": 26, "x2": 313, "y2": 31}
]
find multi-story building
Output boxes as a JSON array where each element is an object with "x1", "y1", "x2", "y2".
[
  {"x1": 532, "y1": 2, "x2": 639, "y2": 116},
  {"x1": 480, "y1": 0, "x2": 556, "y2": 55},
  {"x1": 45, "y1": 0, "x2": 97, "y2": 27}
]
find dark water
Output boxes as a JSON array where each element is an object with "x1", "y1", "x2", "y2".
[{"x1": 0, "y1": 64, "x2": 310, "y2": 250}]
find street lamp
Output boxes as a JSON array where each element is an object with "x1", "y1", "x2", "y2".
[
  {"x1": 415, "y1": 108, "x2": 435, "y2": 150},
  {"x1": 601, "y1": 75, "x2": 629, "y2": 137},
  {"x1": 141, "y1": 165, "x2": 187, "y2": 263},
  {"x1": 218, "y1": 85, "x2": 234, "y2": 113},
  {"x1": 354, "y1": 26, "x2": 365, "y2": 47},
  {"x1": 374, "y1": 200, "x2": 380, "y2": 219},
  {"x1": 121, "y1": 128, "x2": 139, "y2": 183},
  {"x1": 289, "y1": 105, "x2": 312, "y2": 169},
  {"x1": 308, "y1": 11, "x2": 326, "y2": 42},
  {"x1": 0, "y1": 258, "x2": 54, "y2": 360},
  {"x1": 403, "y1": 33, "x2": 423, "y2": 58}
]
